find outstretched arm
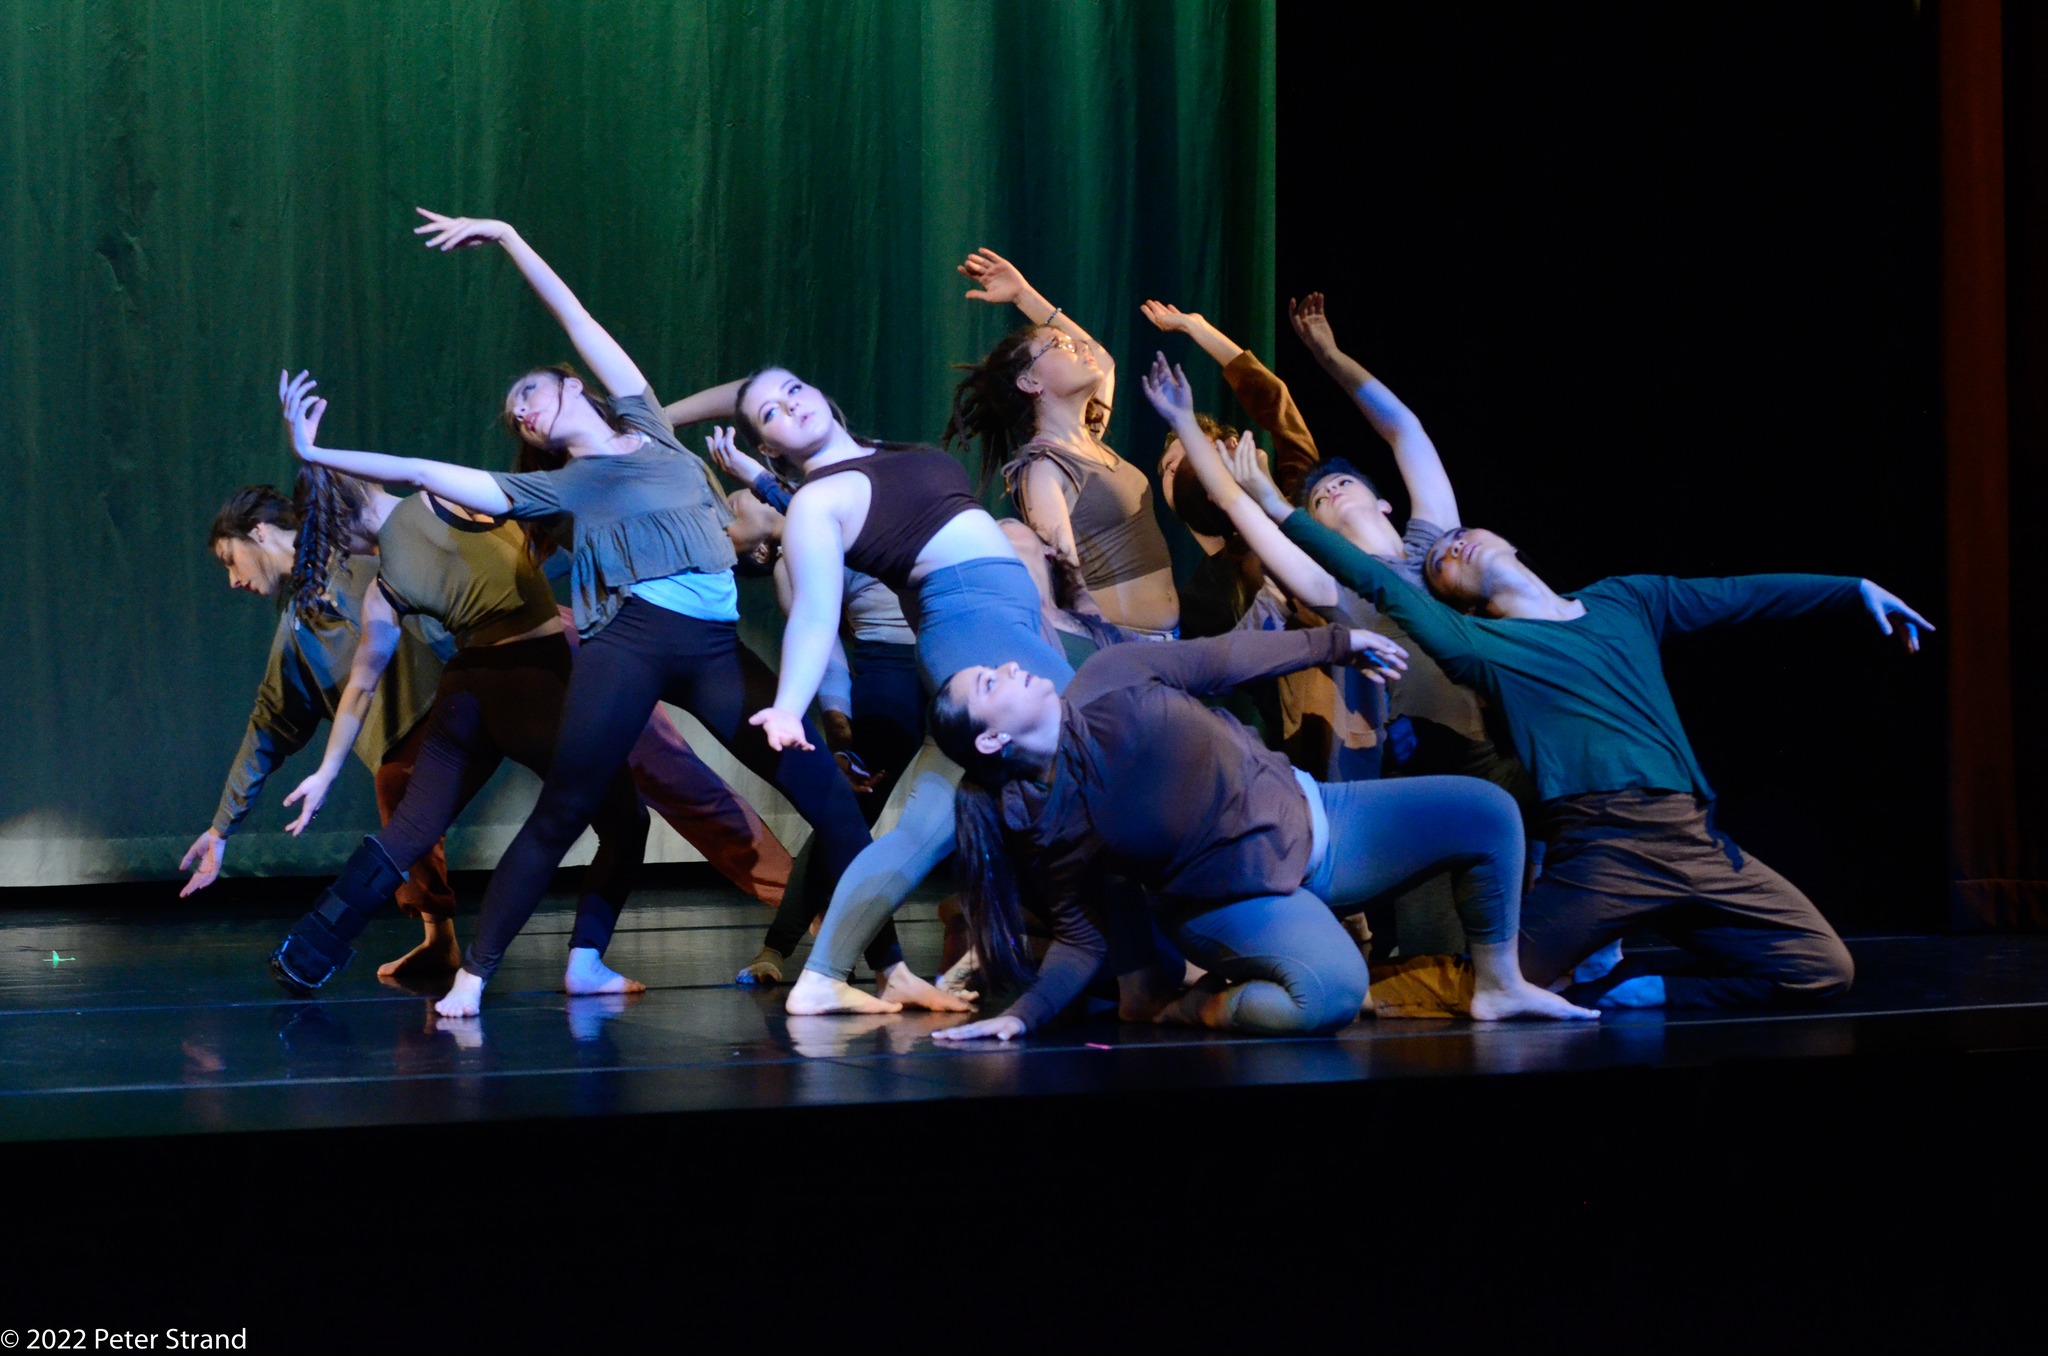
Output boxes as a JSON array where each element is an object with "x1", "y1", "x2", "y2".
[
  {"x1": 415, "y1": 209, "x2": 647, "y2": 398},
  {"x1": 750, "y1": 488, "x2": 848, "y2": 751},
  {"x1": 1140, "y1": 300, "x2": 1245, "y2": 369},
  {"x1": 1139, "y1": 352, "x2": 1338, "y2": 609},
  {"x1": 959, "y1": 247, "x2": 1116, "y2": 408},
  {"x1": 1288, "y1": 293, "x2": 1458, "y2": 528},
  {"x1": 281, "y1": 371, "x2": 512, "y2": 516},
  {"x1": 664, "y1": 378, "x2": 747, "y2": 428},
  {"x1": 278, "y1": 586, "x2": 403, "y2": 836}
]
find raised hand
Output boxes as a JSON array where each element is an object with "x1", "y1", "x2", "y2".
[
  {"x1": 1288, "y1": 292, "x2": 1339, "y2": 355},
  {"x1": 1138, "y1": 351, "x2": 1195, "y2": 421},
  {"x1": 279, "y1": 369, "x2": 328, "y2": 463},
  {"x1": 413, "y1": 208, "x2": 514, "y2": 251},
  {"x1": 957, "y1": 247, "x2": 1030, "y2": 305},
  {"x1": 1858, "y1": 580, "x2": 1936, "y2": 654},
  {"x1": 748, "y1": 706, "x2": 814, "y2": 752},
  {"x1": 1140, "y1": 299, "x2": 1206, "y2": 334},
  {"x1": 178, "y1": 829, "x2": 227, "y2": 898},
  {"x1": 1345, "y1": 629, "x2": 1410, "y2": 685},
  {"x1": 705, "y1": 426, "x2": 768, "y2": 486},
  {"x1": 280, "y1": 767, "x2": 336, "y2": 837},
  {"x1": 930, "y1": 1013, "x2": 1027, "y2": 1043}
]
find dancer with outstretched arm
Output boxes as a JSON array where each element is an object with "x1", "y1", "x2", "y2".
[
  {"x1": 189, "y1": 484, "x2": 461, "y2": 976},
  {"x1": 280, "y1": 210, "x2": 871, "y2": 1016},
  {"x1": 264, "y1": 443, "x2": 651, "y2": 999},
  {"x1": 1221, "y1": 419, "x2": 1934, "y2": 1007},
  {"x1": 948, "y1": 248, "x2": 1180, "y2": 636},
  {"x1": 924, "y1": 619, "x2": 1597, "y2": 1040},
  {"x1": 701, "y1": 364, "x2": 1086, "y2": 1016}
]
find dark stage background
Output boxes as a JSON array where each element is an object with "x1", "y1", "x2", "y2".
[{"x1": 1276, "y1": 2, "x2": 1952, "y2": 933}]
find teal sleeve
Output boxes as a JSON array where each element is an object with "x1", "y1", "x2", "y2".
[
  {"x1": 1279, "y1": 510, "x2": 1478, "y2": 664},
  {"x1": 1615, "y1": 574, "x2": 1865, "y2": 640}
]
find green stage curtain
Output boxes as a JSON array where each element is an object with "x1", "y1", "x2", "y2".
[{"x1": 0, "y1": 0, "x2": 1275, "y2": 884}]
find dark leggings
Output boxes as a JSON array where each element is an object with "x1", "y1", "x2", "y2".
[
  {"x1": 848, "y1": 638, "x2": 925, "y2": 826},
  {"x1": 465, "y1": 599, "x2": 875, "y2": 982},
  {"x1": 760, "y1": 639, "x2": 921, "y2": 965},
  {"x1": 375, "y1": 634, "x2": 650, "y2": 962}
]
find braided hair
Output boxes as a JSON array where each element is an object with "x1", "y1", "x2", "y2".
[{"x1": 289, "y1": 465, "x2": 374, "y2": 623}]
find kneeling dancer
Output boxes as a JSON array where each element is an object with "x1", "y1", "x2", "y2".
[{"x1": 927, "y1": 627, "x2": 1598, "y2": 1040}]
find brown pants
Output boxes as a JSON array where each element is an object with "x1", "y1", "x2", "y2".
[
  {"x1": 1517, "y1": 790, "x2": 1855, "y2": 1008},
  {"x1": 374, "y1": 717, "x2": 456, "y2": 921},
  {"x1": 562, "y1": 608, "x2": 793, "y2": 907}
]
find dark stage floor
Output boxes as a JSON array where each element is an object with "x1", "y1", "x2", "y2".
[
  {"x1": 8, "y1": 879, "x2": 2048, "y2": 1346},
  {"x1": 6, "y1": 878, "x2": 2048, "y2": 1145}
]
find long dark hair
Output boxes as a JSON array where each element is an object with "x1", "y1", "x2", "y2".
[
  {"x1": 929, "y1": 681, "x2": 1039, "y2": 987},
  {"x1": 209, "y1": 484, "x2": 301, "y2": 550},
  {"x1": 942, "y1": 325, "x2": 1042, "y2": 489},
  {"x1": 289, "y1": 466, "x2": 374, "y2": 623},
  {"x1": 505, "y1": 363, "x2": 630, "y2": 565}
]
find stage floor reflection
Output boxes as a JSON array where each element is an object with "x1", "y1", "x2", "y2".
[{"x1": 5, "y1": 882, "x2": 2045, "y2": 1143}]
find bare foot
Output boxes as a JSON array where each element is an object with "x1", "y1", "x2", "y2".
[
  {"x1": 1152, "y1": 983, "x2": 1236, "y2": 1029},
  {"x1": 735, "y1": 947, "x2": 785, "y2": 986},
  {"x1": 1116, "y1": 962, "x2": 1187, "y2": 1022},
  {"x1": 377, "y1": 928, "x2": 463, "y2": 981},
  {"x1": 785, "y1": 967, "x2": 902, "y2": 1015},
  {"x1": 878, "y1": 962, "x2": 976, "y2": 1012},
  {"x1": 434, "y1": 968, "x2": 486, "y2": 1018},
  {"x1": 1469, "y1": 978, "x2": 1601, "y2": 1022},
  {"x1": 564, "y1": 946, "x2": 646, "y2": 997}
]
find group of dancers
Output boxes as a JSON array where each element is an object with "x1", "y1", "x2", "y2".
[{"x1": 186, "y1": 209, "x2": 1934, "y2": 1038}]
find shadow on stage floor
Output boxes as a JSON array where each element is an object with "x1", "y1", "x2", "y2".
[{"x1": 3, "y1": 875, "x2": 2044, "y2": 1345}]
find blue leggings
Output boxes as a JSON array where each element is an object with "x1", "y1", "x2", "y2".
[
  {"x1": 805, "y1": 557, "x2": 1071, "y2": 982},
  {"x1": 1170, "y1": 775, "x2": 1525, "y2": 1034}
]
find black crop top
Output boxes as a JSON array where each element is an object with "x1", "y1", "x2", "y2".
[{"x1": 805, "y1": 447, "x2": 982, "y2": 591}]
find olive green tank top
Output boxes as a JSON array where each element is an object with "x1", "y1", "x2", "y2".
[{"x1": 374, "y1": 494, "x2": 559, "y2": 649}]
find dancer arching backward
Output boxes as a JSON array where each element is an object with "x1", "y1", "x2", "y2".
[
  {"x1": 947, "y1": 248, "x2": 1180, "y2": 636},
  {"x1": 1145, "y1": 293, "x2": 1531, "y2": 804},
  {"x1": 706, "y1": 366, "x2": 1079, "y2": 1016},
  {"x1": 283, "y1": 210, "x2": 871, "y2": 1017},
  {"x1": 1228, "y1": 441, "x2": 1936, "y2": 1008},
  {"x1": 265, "y1": 453, "x2": 651, "y2": 996},
  {"x1": 189, "y1": 485, "x2": 461, "y2": 976},
  {"x1": 708, "y1": 471, "x2": 920, "y2": 986},
  {"x1": 924, "y1": 621, "x2": 1599, "y2": 1042}
]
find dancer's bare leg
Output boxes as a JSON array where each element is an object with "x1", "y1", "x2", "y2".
[
  {"x1": 785, "y1": 967, "x2": 902, "y2": 1015},
  {"x1": 378, "y1": 914, "x2": 463, "y2": 980},
  {"x1": 877, "y1": 961, "x2": 975, "y2": 1012},
  {"x1": 1468, "y1": 940, "x2": 1600, "y2": 1021}
]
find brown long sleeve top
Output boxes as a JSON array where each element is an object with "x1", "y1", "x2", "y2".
[{"x1": 997, "y1": 626, "x2": 1359, "y2": 1029}]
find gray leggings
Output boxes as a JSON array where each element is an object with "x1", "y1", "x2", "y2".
[
  {"x1": 805, "y1": 556, "x2": 1071, "y2": 982},
  {"x1": 1170, "y1": 774, "x2": 1525, "y2": 1034}
]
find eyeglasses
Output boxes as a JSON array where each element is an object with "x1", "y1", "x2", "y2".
[{"x1": 1029, "y1": 332, "x2": 1079, "y2": 363}]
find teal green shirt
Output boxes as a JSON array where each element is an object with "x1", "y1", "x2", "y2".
[{"x1": 1281, "y1": 512, "x2": 1863, "y2": 804}]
